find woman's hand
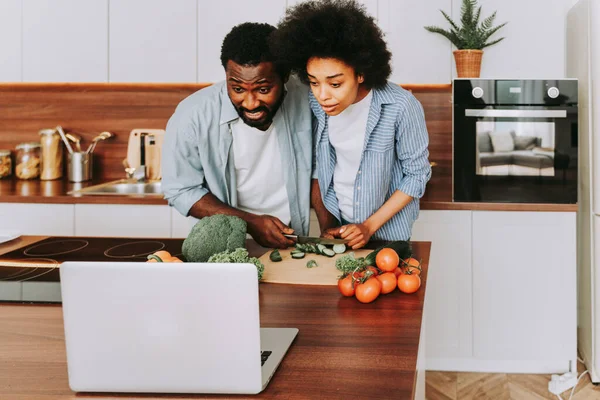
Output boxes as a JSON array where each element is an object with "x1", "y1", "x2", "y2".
[
  {"x1": 321, "y1": 226, "x2": 342, "y2": 239},
  {"x1": 340, "y1": 223, "x2": 373, "y2": 249}
]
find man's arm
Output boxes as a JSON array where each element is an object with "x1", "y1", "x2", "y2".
[
  {"x1": 310, "y1": 179, "x2": 338, "y2": 235},
  {"x1": 188, "y1": 194, "x2": 294, "y2": 249}
]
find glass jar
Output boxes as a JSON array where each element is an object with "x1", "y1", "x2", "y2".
[
  {"x1": 39, "y1": 128, "x2": 63, "y2": 180},
  {"x1": 15, "y1": 142, "x2": 41, "y2": 180},
  {"x1": 0, "y1": 150, "x2": 11, "y2": 179}
]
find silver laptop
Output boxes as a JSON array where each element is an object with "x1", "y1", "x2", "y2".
[{"x1": 59, "y1": 261, "x2": 298, "y2": 394}]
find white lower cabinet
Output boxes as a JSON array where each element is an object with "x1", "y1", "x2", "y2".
[
  {"x1": 471, "y1": 211, "x2": 577, "y2": 373},
  {"x1": 171, "y1": 207, "x2": 197, "y2": 238},
  {"x1": 0, "y1": 203, "x2": 74, "y2": 235},
  {"x1": 74, "y1": 204, "x2": 171, "y2": 238},
  {"x1": 411, "y1": 210, "x2": 473, "y2": 368}
]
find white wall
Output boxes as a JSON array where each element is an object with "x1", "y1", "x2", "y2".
[{"x1": 0, "y1": 0, "x2": 580, "y2": 83}]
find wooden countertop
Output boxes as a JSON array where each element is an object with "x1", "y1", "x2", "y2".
[
  {"x1": 0, "y1": 176, "x2": 577, "y2": 211},
  {"x1": 0, "y1": 237, "x2": 430, "y2": 399}
]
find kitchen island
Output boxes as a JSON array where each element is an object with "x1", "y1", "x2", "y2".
[{"x1": 0, "y1": 237, "x2": 430, "y2": 400}]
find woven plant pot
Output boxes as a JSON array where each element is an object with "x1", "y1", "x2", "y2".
[{"x1": 453, "y1": 49, "x2": 483, "y2": 78}]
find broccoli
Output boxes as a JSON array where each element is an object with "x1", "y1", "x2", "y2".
[
  {"x1": 182, "y1": 214, "x2": 247, "y2": 262},
  {"x1": 207, "y1": 248, "x2": 265, "y2": 280}
]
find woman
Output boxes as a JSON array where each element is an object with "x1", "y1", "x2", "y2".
[{"x1": 271, "y1": 0, "x2": 431, "y2": 249}]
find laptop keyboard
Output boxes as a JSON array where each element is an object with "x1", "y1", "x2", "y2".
[{"x1": 261, "y1": 351, "x2": 272, "y2": 366}]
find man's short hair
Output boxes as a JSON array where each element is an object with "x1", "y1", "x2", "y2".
[{"x1": 220, "y1": 22, "x2": 289, "y2": 78}]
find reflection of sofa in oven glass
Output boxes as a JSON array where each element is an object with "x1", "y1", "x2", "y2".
[{"x1": 477, "y1": 131, "x2": 569, "y2": 178}]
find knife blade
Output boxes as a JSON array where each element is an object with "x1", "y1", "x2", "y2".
[{"x1": 284, "y1": 234, "x2": 348, "y2": 245}]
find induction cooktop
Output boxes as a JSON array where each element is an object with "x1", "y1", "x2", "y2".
[{"x1": 0, "y1": 237, "x2": 184, "y2": 303}]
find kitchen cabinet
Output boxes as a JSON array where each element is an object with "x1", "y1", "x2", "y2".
[
  {"x1": 450, "y1": 0, "x2": 567, "y2": 79},
  {"x1": 0, "y1": 203, "x2": 74, "y2": 235},
  {"x1": 386, "y1": 0, "x2": 452, "y2": 84},
  {"x1": 0, "y1": 0, "x2": 22, "y2": 82},
  {"x1": 410, "y1": 210, "x2": 473, "y2": 368},
  {"x1": 109, "y1": 0, "x2": 197, "y2": 83},
  {"x1": 471, "y1": 211, "x2": 577, "y2": 373},
  {"x1": 74, "y1": 204, "x2": 171, "y2": 238},
  {"x1": 22, "y1": 0, "x2": 108, "y2": 82},
  {"x1": 171, "y1": 207, "x2": 197, "y2": 239},
  {"x1": 197, "y1": 0, "x2": 286, "y2": 82}
]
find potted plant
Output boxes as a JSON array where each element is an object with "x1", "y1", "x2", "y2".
[{"x1": 424, "y1": 0, "x2": 507, "y2": 78}]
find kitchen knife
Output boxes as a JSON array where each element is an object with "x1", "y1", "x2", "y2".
[{"x1": 284, "y1": 234, "x2": 348, "y2": 245}]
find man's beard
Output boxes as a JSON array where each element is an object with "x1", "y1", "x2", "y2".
[{"x1": 234, "y1": 95, "x2": 284, "y2": 130}]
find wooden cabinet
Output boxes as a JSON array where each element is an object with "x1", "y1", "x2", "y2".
[
  {"x1": 471, "y1": 211, "x2": 577, "y2": 373},
  {"x1": 22, "y1": 0, "x2": 108, "y2": 82},
  {"x1": 411, "y1": 210, "x2": 473, "y2": 367},
  {"x1": 74, "y1": 204, "x2": 171, "y2": 238},
  {"x1": 109, "y1": 0, "x2": 197, "y2": 82},
  {"x1": 0, "y1": 0, "x2": 22, "y2": 82},
  {"x1": 197, "y1": 0, "x2": 286, "y2": 82},
  {"x1": 0, "y1": 203, "x2": 74, "y2": 235}
]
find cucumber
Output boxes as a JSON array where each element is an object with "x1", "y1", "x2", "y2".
[
  {"x1": 269, "y1": 249, "x2": 282, "y2": 262},
  {"x1": 365, "y1": 241, "x2": 412, "y2": 266},
  {"x1": 332, "y1": 244, "x2": 347, "y2": 254},
  {"x1": 321, "y1": 248, "x2": 335, "y2": 257},
  {"x1": 291, "y1": 252, "x2": 305, "y2": 259},
  {"x1": 316, "y1": 244, "x2": 327, "y2": 254}
]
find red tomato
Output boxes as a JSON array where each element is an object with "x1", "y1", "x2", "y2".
[
  {"x1": 338, "y1": 275, "x2": 356, "y2": 297},
  {"x1": 376, "y1": 272, "x2": 397, "y2": 294},
  {"x1": 402, "y1": 257, "x2": 422, "y2": 275},
  {"x1": 355, "y1": 277, "x2": 381, "y2": 303},
  {"x1": 397, "y1": 273, "x2": 421, "y2": 294},
  {"x1": 376, "y1": 248, "x2": 400, "y2": 272},
  {"x1": 365, "y1": 266, "x2": 379, "y2": 278},
  {"x1": 393, "y1": 267, "x2": 403, "y2": 278}
]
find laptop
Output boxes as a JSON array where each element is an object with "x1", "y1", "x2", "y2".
[{"x1": 59, "y1": 261, "x2": 298, "y2": 394}]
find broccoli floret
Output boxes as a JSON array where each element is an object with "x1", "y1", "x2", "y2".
[
  {"x1": 207, "y1": 248, "x2": 265, "y2": 280},
  {"x1": 182, "y1": 214, "x2": 247, "y2": 262}
]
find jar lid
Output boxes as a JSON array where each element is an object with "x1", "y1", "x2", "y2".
[
  {"x1": 16, "y1": 142, "x2": 41, "y2": 150},
  {"x1": 39, "y1": 128, "x2": 57, "y2": 136},
  {"x1": 0, "y1": 149, "x2": 10, "y2": 156}
]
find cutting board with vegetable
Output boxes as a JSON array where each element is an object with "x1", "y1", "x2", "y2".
[{"x1": 259, "y1": 245, "x2": 372, "y2": 286}]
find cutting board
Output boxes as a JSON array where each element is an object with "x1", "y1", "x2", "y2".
[
  {"x1": 259, "y1": 247, "x2": 373, "y2": 286},
  {"x1": 126, "y1": 129, "x2": 165, "y2": 180}
]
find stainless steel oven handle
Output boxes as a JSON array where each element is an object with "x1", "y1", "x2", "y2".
[{"x1": 465, "y1": 109, "x2": 567, "y2": 118}]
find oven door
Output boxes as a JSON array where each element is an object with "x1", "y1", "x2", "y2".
[{"x1": 453, "y1": 105, "x2": 578, "y2": 203}]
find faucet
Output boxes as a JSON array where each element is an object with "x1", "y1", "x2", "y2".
[{"x1": 131, "y1": 132, "x2": 154, "y2": 182}]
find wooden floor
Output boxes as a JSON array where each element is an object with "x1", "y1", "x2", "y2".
[{"x1": 426, "y1": 361, "x2": 600, "y2": 400}]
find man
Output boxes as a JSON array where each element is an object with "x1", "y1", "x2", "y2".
[{"x1": 162, "y1": 23, "x2": 312, "y2": 249}]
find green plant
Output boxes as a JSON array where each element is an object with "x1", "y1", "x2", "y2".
[
  {"x1": 424, "y1": 0, "x2": 507, "y2": 50},
  {"x1": 182, "y1": 214, "x2": 247, "y2": 262},
  {"x1": 207, "y1": 248, "x2": 265, "y2": 281}
]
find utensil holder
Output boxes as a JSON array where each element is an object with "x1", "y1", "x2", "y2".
[{"x1": 68, "y1": 152, "x2": 92, "y2": 182}]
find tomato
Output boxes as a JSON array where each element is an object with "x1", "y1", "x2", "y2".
[
  {"x1": 376, "y1": 248, "x2": 400, "y2": 272},
  {"x1": 397, "y1": 273, "x2": 421, "y2": 294},
  {"x1": 393, "y1": 267, "x2": 403, "y2": 278},
  {"x1": 355, "y1": 277, "x2": 381, "y2": 303},
  {"x1": 365, "y1": 266, "x2": 379, "y2": 278},
  {"x1": 338, "y1": 275, "x2": 356, "y2": 297},
  {"x1": 376, "y1": 272, "x2": 397, "y2": 294},
  {"x1": 402, "y1": 257, "x2": 421, "y2": 275}
]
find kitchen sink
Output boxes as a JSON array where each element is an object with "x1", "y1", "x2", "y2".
[{"x1": 69, "y1": 179, "x2": 163, "y2": 196}]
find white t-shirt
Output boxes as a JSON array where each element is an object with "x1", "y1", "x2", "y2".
[
  {"x1": 231, "y1": 116, "x2": 291, "y2": 225},
  {"x1": 328, "y1": 90, "x2": 373, "y2": 222}
]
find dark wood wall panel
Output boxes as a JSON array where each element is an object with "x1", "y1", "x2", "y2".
[{"x1": 0, "y1": 83, "x2": 452, "y2": 183}]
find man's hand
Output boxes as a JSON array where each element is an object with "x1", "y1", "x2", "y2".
[
  {"x1": 247, "y1": 215, "x2": 295, "y2": 249},
  {"x1": 339, "y1": 223, "x2": 373, "y2": 249}
]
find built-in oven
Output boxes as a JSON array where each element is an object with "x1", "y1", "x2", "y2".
[{"x1": 453, "y1": 79, "x2": 578, "y2": 204}]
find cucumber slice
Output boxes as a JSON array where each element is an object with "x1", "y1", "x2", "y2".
[
  {"x1": 332, "y1": 244, "x2": 347, "y2": 254},
  {"x1": 306, "y1": 259, "x2": 318, "y2": 268},
  {"x1": 291, "y1": 252, "x2": 305, "y2": 259},
  {"x1": 321, "y1": 248, "x2": 335, "y2": 257},
  {"x1": 316, "y1": 244, "x2": 327, "y2": 254},
  {"x1": 269, "y1": 249, "x2": 282, "y2": 262}
]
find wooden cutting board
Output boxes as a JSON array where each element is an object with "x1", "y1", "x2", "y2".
[{"x1": 259, "y1": 247, "x2": 373, "y2": 286}]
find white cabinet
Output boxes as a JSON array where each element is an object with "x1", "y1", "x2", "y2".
[
  {"x1": 74, "y1": 204, "x2": 171, "y2": 238},
  {"x1": 109, "y1": 0, "x2": 197, "y2": 82},
  {"x1": 450, "y1": 0, "x2": 567, "y2": 79},
  {"x1": 411, "y1": 210, "x2": 473, "y2": 368},
  {"x1": 0, "y1": 0, "x2": 22, "y2": 82},
  {"x1": 171, "y1": 207, "x2": 197, "y2": 238},
  {"x1": 197, "y1": 0, "x2": 286, "y2": 82},
  {"x1": 22, "y1": 0, "x2": 108, "y2": 82},
  {"x1": 386, "y1": 0, "x2": 452, "y2": 84},
  {"x1": 471, "y1": 211, "x2": 577, "y2": 373},
  {"x1": 0, "y1": 203, "x2": 74, "y2": 235}
]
